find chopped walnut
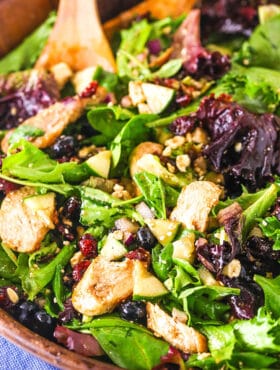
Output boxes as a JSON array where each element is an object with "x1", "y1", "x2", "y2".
[
  {"x1": 176, "y1": 154, "x2": 191, "y2": 172},
  {"x1": 193, "y1": 156, "x2": 207, "y2": 177},
  {"x1": 112, "y1": 184, "x2": 131, "y2": 200},
  {"x1": 191, "y1": 127, "x2": 208, "y2": 145},
  {"x1": 165, "y1": 136, "x2": 185, "y2": 149},
  {"x1": 222, "y1": 259, "x2": 242, "y2": 278}
]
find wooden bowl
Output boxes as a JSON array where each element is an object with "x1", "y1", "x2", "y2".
[{"x1": 0, "y1": 309, "x2": 122, "y2": 369}]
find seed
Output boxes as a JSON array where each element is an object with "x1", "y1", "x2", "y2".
[{"x1": 6, "y1": 288, "x2": 19, "y2": 304}]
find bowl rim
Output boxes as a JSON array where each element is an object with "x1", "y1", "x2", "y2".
[{"x1": 0, "y1": 308, "x2": 122, "y2": 370}]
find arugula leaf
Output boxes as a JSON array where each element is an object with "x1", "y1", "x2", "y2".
[
  {"x1": 75, "y1": 316, "x2": 169, "y2": 370},
  {"x1": 16, "y1": 244, "x2": 75, "y2": 300},
  {"x1": 110, "y1": 114, "x2": 156, "y2": 176},
  {"x1": 8, "y1": 126, "x2": 44, "y2": 150},
  {"x1": 254, "y1": 275, "x2": 280, "y2": 318},
  {"x1": 80, "y1": 186, "x2": 143, "y2": 228},
  {"x1": 0, "y1": 12, "x2": 56, "y2": 74},
  {"x1": 87, "y1": 105, "x2": 134, "y2": 145},
  {"x1": 202, "y1": 324, "x2": 236, "y2": 363},
  {"x1": 1, "y1": 140, "x2": 95, "y2": 184},
  {"x1": 233, "y1": 308, "x2": 280, "y2": 353},
  {"x1": 0, "y1": 245, "x2": 18, "y2": 281},
  {"x1": 180, "y1": 285, "x2": 239, "y2": 325},
  {"x1": 117, "y1": 19, "x2": 152, "y2": 79},
  {"x1": 134, "y1": 172, "x2": 166, "y2": 219},
  {"x1": 243, "y1": 183, "x2": 279, "y2": 237},
  {"x1": 259, "y1": 216, "x2": 280, "y2": 250},
  {"x1": 52, "y1": 264, "x2": 67, "y2": 311},
  {"x1": 237, "y1": 14, "x2": 280, "y2": 70},
  {"x1": 213, "y1": 65, "x2": 280, "y2": 114}
]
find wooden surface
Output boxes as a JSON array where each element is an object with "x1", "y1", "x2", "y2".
[{"x1": 0, "y1": 0, "x2": 141, "y2": 57}]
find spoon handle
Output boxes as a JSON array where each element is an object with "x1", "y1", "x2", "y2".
[{"x1": 36, "y1": 0, "x2": 116, "y2": 72}]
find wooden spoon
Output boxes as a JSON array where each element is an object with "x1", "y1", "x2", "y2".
[
  {"x1": 35, "y1": 0, "x2": 116, "y2": 72},
  {"x1": 104, "y1": 0, "x2": 197, "y2": 40}
]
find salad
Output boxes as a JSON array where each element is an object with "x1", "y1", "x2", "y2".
[{"x1": 1, "y1": 0, "x2": 280, "y2": 369}]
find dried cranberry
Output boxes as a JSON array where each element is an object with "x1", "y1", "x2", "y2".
[
  {"x1": 79, "y1": 81, "x2": 98, "y2": 98},
  {"x1": 72, "y1": 260, "x2": 91, "y2": 282},
  {"x1": 62, "y1": 196, "x2": 81, "y2": 222},
  {"x1": 56, "y1": 223, "x2": 76, "y2": 242},
  {"x1": 169, "y1": 115, "x2": 196, "y2": 136},
  {"x1": 126, "y1": 247, "x2": 150, "y2": 263},
  {"x1": 119, "y1": 300, "x2": 147, "y2": 324},
  {"x1": 78, "y1": 233, "x2": 98, "y2": 258},
  {"x1": 0, "y1": 179, "x2": 20, "y2": 195}
]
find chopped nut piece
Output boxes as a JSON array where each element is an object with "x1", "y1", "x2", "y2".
[
  {"x1": 176, "y1": 154, "x2": 191, "y2": 172},
  {"x1": 165, "y1": 135, "x2": 185, "y2": 149},
  {"x1": 222, "y1": 259, "x2": 242, "y2": 278},
  {"x1": 50, "y1": 62, "x2": 73, "y2": 89},
  {"x1": 129, "y1": 81, "x2": 145, "y2": 106}
]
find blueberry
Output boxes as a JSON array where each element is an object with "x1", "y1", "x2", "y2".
[
  {"x1": 33, "y1": 310, "x2": 56, "y2": 340},
  {"x1": 119, "y1": 300, "x2": 147, "y2": 324},
  {"x1": 136, "y1": 227, "x2": 157, "y2": 250},
  {"x1": 50, "y1": 135, "x2": 76, "y2": 159},
  {"x1": 17, "y1": 301, "x2": 39, "y2": 329}
]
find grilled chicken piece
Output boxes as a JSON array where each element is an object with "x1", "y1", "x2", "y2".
[
  {"x1": 0, "y1": 187, "x2": 56, "y2": 253},
  {"x1": 146, "y1": 303, "x2": 207, "y2": 354},
  {"x1": 1, "y1": 86, "x2": 107, "y2": 153},
  {"x1": 72, "y1": 256, "x2": 134, "y2": 316},
  {"x1": 170, "y1": 181, "x2": 222, "y2": 232}
]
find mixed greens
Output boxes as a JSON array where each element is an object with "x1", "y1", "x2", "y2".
[{"x1": 1, "y1": 1, "x2": 280, "y2": 369}]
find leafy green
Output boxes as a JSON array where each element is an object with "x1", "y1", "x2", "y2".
[
  {"x1": 72, "y1": 316, "x2": 169, "y2": 370},
  {"x1": 0, "y1": 245, "x2": 18, "y2": 281},
  {"x1": 117, "y1": 19, "x2": 152, "y2": 79},
  {"x1": 0, "y1": 172, "x2": 74, "y2": 196},
  {"x1": 1, "y1": 140, "x2": 95, "y2": 184},
  {"x1": 202, "y1": 324, "x2": 236, "y2": 363},
  {"x1": 151, "y1": 58, "x2": 183, "y2": 79},
  {"x1": 52, "y1": 264, "x2": 67, "y2": 310},
  {"x1": 213, "y1": 65, "x2": 280, "y2": 114},
  {"x1": 16, "y1": 244, "x2": 75, "y2": 300},
  {"x1": 180, "y1": 285, "x2": 239, "y2": 325},
  {"x1": 254, "y1": 275, "x2": 280, "y2": 318},
  {"x1": 8, "y1": 126, "x2": 44, "y2": 150},
  {"x1": 87, "y1": 105, "x2": 134, "y2": 146},
  {"x1": 233, "y1": 308, "x2": 280, "y2": 353},
  {"x1": 80, "y1": 186, "x2": 143, "y2": 228},
  {"x1": 152, "y1": 244, "x2": 173, "y2": 281},
  {"x1": 259, "y1": 216, "x2": 280, "y2": 250},
  {"x1": 0, "y1": 12, "x2": 56, "y2": 74},
  {"x1": 242, "y1": 183, "x2": 279, "y2": 237},
  {"x1": 134, "y1": 172, "x2": 166, "y2": 219},
  {"x1": 237, "y1": 14, "x2": 280, "y2": 70},
  {"x1": 92, "y1": 66, "x2": 127, "y2": 98},
  {"x1": 110, "y1": 114, "x2": 156, "y2": 176}
]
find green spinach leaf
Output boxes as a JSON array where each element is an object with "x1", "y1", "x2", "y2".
[
  {"x1": 87, "y1": 105, "x2": 134, "y2": 145},
  {"x1": 81, "y1": 316, "x2": 169, "y2": 370},
  {"x1": 110, "y1": 114, "x2": 156, "y2": 176},
  {"x1": 134, "y1": 172, "x2": 166, "y2": 219},
  {"x1": 254, "y1": 275, "x2": 280, "y2": 318}
]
